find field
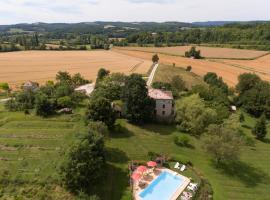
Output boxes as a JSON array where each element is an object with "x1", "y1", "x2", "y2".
[
  {"x1": 117, "y1": 46, "x2": 269, "y2": 59},
  {"x1": 114, "y1": 48, "x2": 270, "y2": 86},
  {"x1": 0, "y1": 50, "x2": 152, "y2": 88},
  {"x1": 153, "y1": 64, "x2": 205, "y2": 89}
]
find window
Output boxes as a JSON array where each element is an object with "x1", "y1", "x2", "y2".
[
  {"x1": 162, "y1": 111, "x2": 165, "y2": 115},
  {"x1": 154, "y1": 109, "x2": 157, "y2": 115},
  {"x1": 163, "y1": 104, "x2": 165, "y2": 109}
]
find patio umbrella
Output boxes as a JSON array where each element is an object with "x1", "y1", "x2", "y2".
[
  {"x1": 131, "y1": 172, "x2": 142, "y2": 181},
  {"x1": 147, "y1": 161, "x2": 157, "y2": 167},
  {"x1": 136, "y1": 165, "x2": 147, "y2": 173}
]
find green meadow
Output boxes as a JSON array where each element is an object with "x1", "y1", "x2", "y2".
[{"x1": 1, "y1": 101, "x2": 270, "y2": 200}]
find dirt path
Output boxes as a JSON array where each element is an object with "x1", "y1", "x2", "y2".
[{"x1": 147, "y1": 63, "x2": 159, "y2": 86}]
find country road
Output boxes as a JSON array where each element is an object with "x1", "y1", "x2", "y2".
[{"x1": 147, "y1": 63, "x2": 159, "y2": 87}]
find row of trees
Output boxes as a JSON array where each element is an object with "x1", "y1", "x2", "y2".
[
  {"x1": 5, "y1": 72, "x2": 90, "y2": 117},
  {"x1": 126, "y1": 23, "x2": 270, "y2": 49}
]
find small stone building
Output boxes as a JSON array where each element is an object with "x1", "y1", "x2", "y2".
[
  {"x1": 148, "y1": 88, "x2": 174, "y2": 121},
  {"x1": 22, "y1": 81, "x2": 39, "y2": 92}
]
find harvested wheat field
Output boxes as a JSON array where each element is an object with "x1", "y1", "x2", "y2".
[
  {"x1": 114, "y1": 48, "x2": 270, "y2": 86},
  {"x1": 115, "y1": 46, "x2": 269, "y2": 59},
  {"x1": 0, "y1": 50, "x2": 152, "y2": 87},
  {"x1": 212, "y1": 54, "x2": 270, "y2": 76}
]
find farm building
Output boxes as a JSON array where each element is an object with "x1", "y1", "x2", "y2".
[
  {"x1": 22, "y1": 81, "x2": 39, "y2": 92},
  {"x1": 75, "y1": 83, "x2": 95, "y2": 96},
  {"x1": 148, "y1": 88, "x2": 175, "y2": 121}
]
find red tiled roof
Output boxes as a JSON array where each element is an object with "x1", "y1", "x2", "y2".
[{"x1": 148, "y1": 88, "x2": 173, "y2": 100}]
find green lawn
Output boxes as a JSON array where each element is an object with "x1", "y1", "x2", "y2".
[
  {"x1": 105, "y1": 116, "x2": 270, "y2": 200},
  {"x1": 1, "y1": 101, "x2": 270, "y2": 200}
]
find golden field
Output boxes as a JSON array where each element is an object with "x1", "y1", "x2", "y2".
[
  {"x1": 0, "y1": 50, "x2": 152, "y2": 88},
  {"x1": 116, "y1": 46, "x2": 269, "y2": 59},
  {"x1": 113, "y1": 48, "x2": 270, "y2": 86}
]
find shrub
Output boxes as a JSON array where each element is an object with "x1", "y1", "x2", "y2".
[
  {"x1": 174, "y1": 135, "x2": 190, "y2": 147},
  {"x1": 152, "y1": 54, "x2": 159, "y2": 63},
  {"x1": 185, "y1": 46, "x2": 201, "y2": 59},
  {"x1": 57, "y1": 96, "x2": 73, "y2": 108},
  {"x1": 186, "y1": 66, "x2": 192, "y2": 72}
]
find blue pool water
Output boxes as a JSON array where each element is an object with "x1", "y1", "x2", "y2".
[{"x1": 139, "y1": 171, "x2": 184, "y2": 200}]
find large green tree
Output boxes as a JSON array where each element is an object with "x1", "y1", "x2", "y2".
[
  {"x1": 35, "y1": 92, "x2": 55, "y2": 117},
  {"x1": 85, "y1": 97, "x2": 116, "y2": 128},
  {"x1": 204, "y1": 72, "x2": 229, "y2": 94},
  {"x1": 122, "y1": 74, "x2": 155, "y2": 124},
  {"x1": 203, "y1": 124, "x2": 244, "y2": 164},
  {"x1": 60, "y1": 129, "x2": 106, "y2": 194},
  {"x1": 175, "y1": 94, "x2": 217, "y2": 134}
]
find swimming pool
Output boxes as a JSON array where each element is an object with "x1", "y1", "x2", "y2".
[{"x1": 139, "y1": 171, "x2": 184, "y2": 200}]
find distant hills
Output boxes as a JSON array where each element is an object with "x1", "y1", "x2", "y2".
[{"x1": 0, "y1": 21, "x2": 269, "y2": 35}]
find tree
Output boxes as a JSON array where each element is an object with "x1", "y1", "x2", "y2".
[
  {"x1": 237, "y1": 80, "x2": 270, "y2": 117},
  {"x1": 203, "y1": 124, "x2": 244, "y2": 164},
  {"x1": 56, "y1": 71, "x2": 72, "y2": 85},
  {"x1": 0, "y1": 83, "x2": 10, "y2": 92},
  {"x1": 88, "y1": 121, "x2": 109, "y2": 137},
  {"x1": 55, "y1": 84, "x2": 73, "y2": 98},
  {"x1": 122, "y1": 74, "x2": 155, "y2": 124},
  {"x1": 60, "y1": 130, "x2": 105, "y2": 193},
  {"x1": 252, "y1": 115, "x2": 267, "y2": 140},
  {"x1": 175, "y1": 94, "x2": 217, "y2": 134},
  {"x1": 35, "y1": 92, "x2": 55, "y2": 117},
  {"x1": 93, "y1": 73, "x2": 126, "y2": 101},
  {"x1": 16, "y1": 90, "x2": 36, "y2": 110},
  {"x1": 72, "y1": 73, "x2": 90, "y2": 87},
  {"x1": 96, "y1": 68, "x2": 110, "y2": 87},
  {"x1": 204, "y1": 72, "x2": 229, "y2": 94},
  {"x1": 85, "y1": 97, "x2": 116, "y2": 128},
  {"x1": 152, "y1": 54, "x2": 159, "y2": 63},
  {"x1": 186, "y1": 66, "x2": 192, "y2": 72},
  {"x1": 236, "y1": 73, "x2": 261, "y2": 94},
  {"x1": 185, "y1": 46, "x2": 201, "y2": 59},
  {"x1": 57, "y1": 96, "x2": 73, "y2": 108}
]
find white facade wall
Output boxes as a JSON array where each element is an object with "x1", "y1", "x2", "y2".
[{"x1": 154, "y1": 99, "x2": 174, "y2": 118}]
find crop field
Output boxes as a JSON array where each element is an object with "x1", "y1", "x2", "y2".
[
  {"x1": 0, "y1": 50, "x2": 152, "y2": 88},
  {"x1": 116, "y1": 46, "x2": 269, "y2": 59},
  {"x1": 212, "y1": 54, "x2": 270, "y2": 76},
  {"x1": 114, "y1": 48, "x2": 270, "y2": 86}
]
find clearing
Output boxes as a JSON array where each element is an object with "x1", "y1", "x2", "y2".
[
  {"x1": 116, "y1": 46, "x2": 269, "y2": 59},
  {"x1": 0, "y1": 50, "x2": 152, "y2": 88}
]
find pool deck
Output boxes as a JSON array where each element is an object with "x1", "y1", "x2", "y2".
[{"x1": 133, "y1": 168, "x2": 190, "y2": 200}]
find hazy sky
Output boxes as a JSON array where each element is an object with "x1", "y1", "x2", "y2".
[{"x1": 0, "y1": 0, "x2": 269, "y2": 24}]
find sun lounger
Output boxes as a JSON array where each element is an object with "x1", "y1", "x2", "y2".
[
  {"x1": 174, "y1": 162, "x2": 180, "y2": 169},
  {"x1": 180, "y1": 164, "x2": 186, "y2": 171},
  {"x1": 190, "y1": 183, "x2": 198, "y2": 188}
]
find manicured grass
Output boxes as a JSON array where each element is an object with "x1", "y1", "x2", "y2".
[
  {"x1": 153, "y1": 64, "x2": 205, "y2": 89},
  {"x1": 105, "y1": 116, "x2": 270, "y2": 200},
  {"x1": 1, "y1": 100, "x2": 270, "y2": 200}
]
